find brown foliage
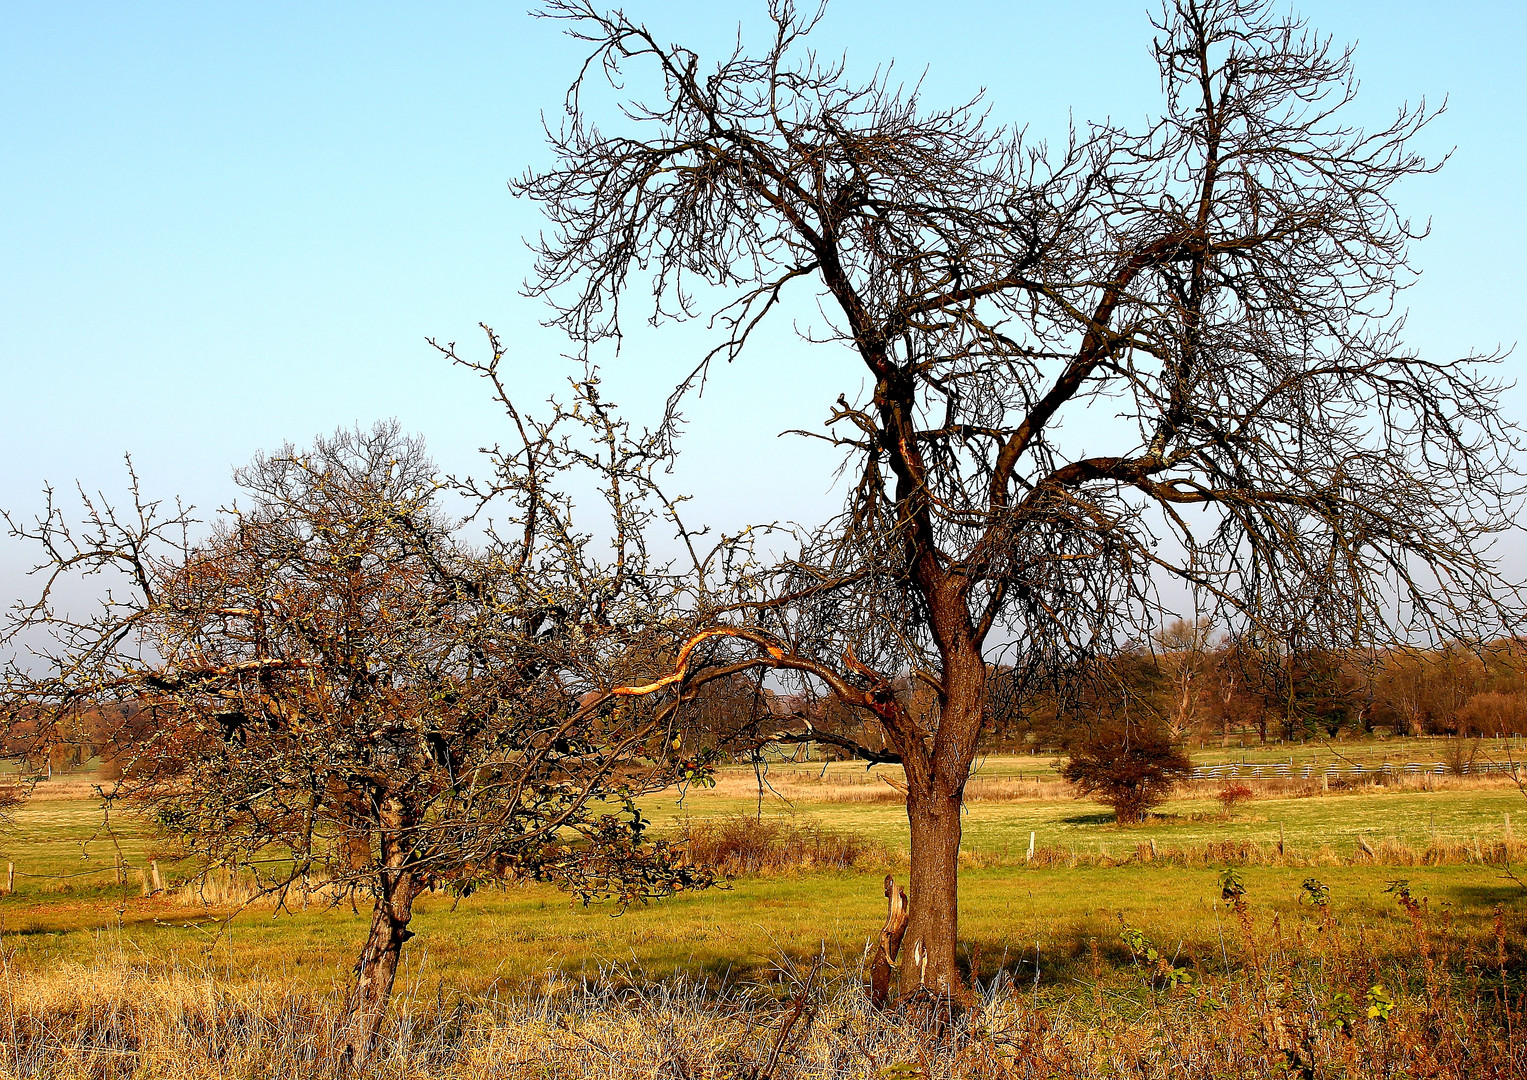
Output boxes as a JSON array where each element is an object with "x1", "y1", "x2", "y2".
[
  {"x1": 1456, "y1": 690, "x2": 1527, "y2": 737},
  {"x1": 1216, "y1": 783, "x2": 1255, "y2": 818},
  {"x1": 1059, "y1": 722, "x2": 1192, "y2": 824}
]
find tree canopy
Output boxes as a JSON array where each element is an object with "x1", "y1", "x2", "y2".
[
  {"x1": 0, "y1": 399, "x2": 715, "y2": 1061},
  {"x1": 515, "y1": 0, "x2": 1525, "y2": 995}
]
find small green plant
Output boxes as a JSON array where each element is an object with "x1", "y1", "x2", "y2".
[
  {"x1": 1218, "y1": 867, "x2": 1246, "y2": 903},
  {"x1": 1120, "y1": 926, "x2": 1160, "y2": 964},
  {"x1": 1118, "y1": 921, "x2": 1193, "y2": 991},
  {"x1": 1327, "y1": 991, "x2": 1357, "y2": 1035},
  {"x1": 1299, "y1": 878, "x2": 1331, "y2": 908},
  {"x1": 1365, "y1": 983, "x2": 1395, "y2": 1022}
]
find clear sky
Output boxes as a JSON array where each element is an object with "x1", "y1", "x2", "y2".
[{"x1": 3, "y1": 1, "x2": 1525, "y2": 583}]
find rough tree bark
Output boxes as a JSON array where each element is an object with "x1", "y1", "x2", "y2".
[{"x1": 335, "y1": 801, "x2": 420, "y2": 1066}]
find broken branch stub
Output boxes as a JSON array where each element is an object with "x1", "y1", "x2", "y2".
[{"x1": 870, "y1": 874, "x2": 910, "y2": 1009}]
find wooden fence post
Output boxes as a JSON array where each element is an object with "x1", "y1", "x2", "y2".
[
  {"x1": 1026, "y1": 831, "x2": 1036, "y2": 863},
  {"x1": 150, "y1": 860, "x2": 163, "y2": 894},
  {"x1": 5, "y1": 862, "x2": 12, "y2": 894}
]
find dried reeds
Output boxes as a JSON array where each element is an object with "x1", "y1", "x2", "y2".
[{"x1": 679, "y1": 814, "x2": 890, "y2": 876}]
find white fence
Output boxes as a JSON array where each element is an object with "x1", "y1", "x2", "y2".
[{"x1": 1189, "y1": 761, "x2": 1520, "y2": 780}]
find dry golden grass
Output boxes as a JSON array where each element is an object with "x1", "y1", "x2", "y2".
[
  {"x1": 3, "y1": 892, "x2": 1521, "y2": 1080},
  {"x1": 678, "y1": 813, "x2": 892, "y2": 876}
]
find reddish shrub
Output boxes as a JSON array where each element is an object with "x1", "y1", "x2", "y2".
[{"x1": 1217, "y1": 783, "x2": 1255, "y2": 817}]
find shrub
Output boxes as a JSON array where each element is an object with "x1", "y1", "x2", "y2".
[
  {"x1": 1059, "y1": 721, "x2": 1192, "y2": 824},
  {"x1": 1441, "y1": 736, "x2": 1480, "y2": 776},
  {"x1": 1217, "y1": 783, "x2": 1255, "y2": 818}
]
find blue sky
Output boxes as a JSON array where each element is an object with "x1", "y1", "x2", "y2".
[{"x1": 3, "y1": 1, "x2": 1525, "y2": 576}]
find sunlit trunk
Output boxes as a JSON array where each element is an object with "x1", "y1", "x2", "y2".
[
  {"x1": 335, "y1": 874, "x2": 417, "y2": 1065},
  {"x1": 902, "y1": 784, "x2": 963, "y2": 994},
  {"x1": 895, "y1": 653, "x2": 982, "y2": 999},
  {"x1": 335, "y1": 798, "x2": 418, "y2": 1067}
]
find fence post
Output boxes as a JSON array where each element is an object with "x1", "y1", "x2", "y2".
[
  {"x1": 4, "y1": 862, "x2": 12, "y2": 894},
  {"x1": 150, "y1": 860, "x2": 163, "y2": 894},
  {"x1": 1027, "y1": 831, "x2": 1036, "y2": 863},
  {"x1": 1278, "y1": 823, "x2": 1285, "y2": 857}
]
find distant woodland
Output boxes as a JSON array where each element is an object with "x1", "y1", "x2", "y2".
[
  {"x1": 556, "y1": 628, "x2": 1527, "y2": 763},
  {"x1": 15, "y1": 629, "x2": 1527, "y2": 782},
  {"x1": 991, "y1": 628, "x2": 1527, "y2": 747}
]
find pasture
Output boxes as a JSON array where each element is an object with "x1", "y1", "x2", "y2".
[{"x1": 2, "y1": 749, "x2": 1525, "y2": 1076}]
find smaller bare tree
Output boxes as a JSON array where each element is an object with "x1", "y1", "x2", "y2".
[{"x1": 1, "y1": 365, "x2": 718, "y2": 1063}]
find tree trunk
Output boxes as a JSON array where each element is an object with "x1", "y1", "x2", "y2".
[
  {"x1": 902, "y1": 784, "x2": 963, "y2": 994},
  {"x1": 336, "y1": 872, "x2": 418, "y2": 1066},
  {"x1": 889, "y1": 635, "x2": 984, "y2": 1000},
  {"x1": 335, "y1": 800, "x2": 419, "y2": 1068}
]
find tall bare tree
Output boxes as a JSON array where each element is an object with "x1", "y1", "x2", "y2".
[
  {"x1": 1, "y1": 390, "x2": 713, "y2": 1062},
  {"x1": 515, "y1": 0, "x2": 1523, "y2": 995}
]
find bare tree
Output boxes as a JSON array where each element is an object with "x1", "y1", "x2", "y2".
[
  {"x1": 1157, "y1": 618, "x2": 1212, "y2": 740},
  {"x1": 514, "y1": 0, "x2": 1521, "y2": 995},
  {"x1": 1, "y1": 397, "x2": 714, "y2": 1063}
]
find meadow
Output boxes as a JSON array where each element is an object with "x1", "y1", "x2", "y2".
[{"x1": 2, "y1": 744, "x2": 1525, "y2": 1076}]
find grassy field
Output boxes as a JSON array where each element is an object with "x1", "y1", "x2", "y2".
[
  {"x1": 3, "y1": 754, "x2": 1525, "y2": 989},
  {"x1": 645, "y1": 754, "x2": 1527, "y2": 860},
  {"x1": 2, "y1": 752, "x2": 1525, "y2": 1076}
]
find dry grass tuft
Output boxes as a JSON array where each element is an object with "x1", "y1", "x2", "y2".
[
  {"x1": 680, "y1": 814, "x2": 891, "y2": 875},
  {"x1": 2, "y1": 910, "x2": 1520, "y2": 1080},
  {"x1": 702, "y1": 766, "x2": 1074, "y2": 805}
]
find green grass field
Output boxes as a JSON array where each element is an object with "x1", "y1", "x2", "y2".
[
  {"x1": 4, "y1": 755, "x2": 1525, "y2": 1078},
  {"x1": 3, "y1": 754, "x2": 1525, "y2": 998},
  {"x1": 641, "y1": 754, "x2": 1526, "y2": 858}
]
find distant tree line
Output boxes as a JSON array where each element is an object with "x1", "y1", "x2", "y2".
[
  {"x1": 608, "y1": 629, "x2": 1527, "y2": 771},
  {"x1": 988, "y1": 625, "x2": 1527, "y2": 748}
]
